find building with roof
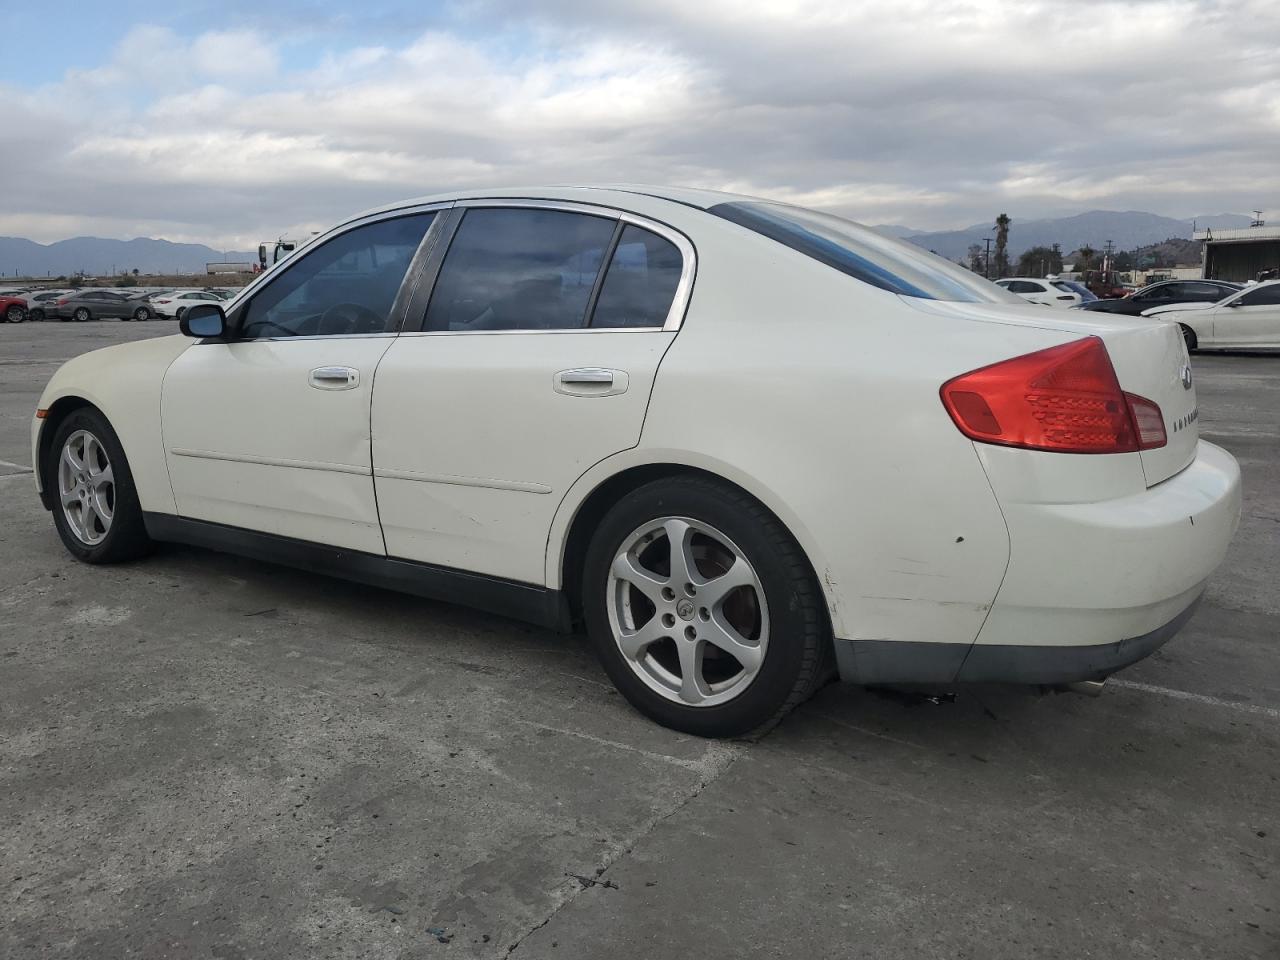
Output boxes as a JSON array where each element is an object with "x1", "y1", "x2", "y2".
[{"x1": 1195, "y1": 221, "x2": 1280, "y2": 282}]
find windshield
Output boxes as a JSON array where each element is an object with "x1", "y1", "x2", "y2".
[{"x1": 707, "y1": 200, "x2": 1021, "y2": 304}]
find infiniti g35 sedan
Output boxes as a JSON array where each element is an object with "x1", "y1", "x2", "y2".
[{"x1": 31, "y1": 185, "x2": 1242, "y2": 737}]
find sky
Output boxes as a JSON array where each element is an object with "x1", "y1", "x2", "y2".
[{"x1": 1, "y1": 0, "x2": 1277, "y2": 249}]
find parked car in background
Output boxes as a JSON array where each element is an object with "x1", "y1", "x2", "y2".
[
  {"x1": 1057, "y1": 280, "x2": 1097, "y2": 303},
  {"x1": 1078, "y1": 279, "x2": 1241, "y2": 315},
  {"x1": 2, "y1": 294, "x2": 28, "y2": 323},
  {"x1": 30, "y1": 185, "x2": 1240, "y2": 737},
  {"x1": 149, "y1": 289, "x2": 227, "y2": 320},
  {"x1": 995, "y1": 277, "x2": 1084, "y2": 307},
  {"x1": 1143, "y1": 280, "x2": 1280, "y2": 351},
  {"x1": 51, "y1": 289, "x2": 156, "y2": 322},
  {"x1": 23, "y1": 290, "x2": 73, "y2": 321}
]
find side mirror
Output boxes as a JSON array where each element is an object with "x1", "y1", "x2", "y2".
[{"x1": 181, "y1": 303, "x2": 227, "y2": 338}]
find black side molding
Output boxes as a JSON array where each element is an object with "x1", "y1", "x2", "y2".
[{"x1": 142, "y1": 513, "x2": 571, "y2": 631}]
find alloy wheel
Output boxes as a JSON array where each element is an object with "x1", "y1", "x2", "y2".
[
  {"x1": 58, "y1": 430, "x2": 115, "y2": 545},
  {"x1": 5, "y1": 305, "x2": 24, "y2": 323},
  {"x1": 607, "y1": 516, "x2": 769, "y2": 707}
]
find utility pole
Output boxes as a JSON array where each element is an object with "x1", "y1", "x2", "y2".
[
  {"x1": 1103, "y1": 240, "x2": 1114, "y2": 274},
  {"x1": 984, "y1": 238, "x2": 994, "y2": 279}
]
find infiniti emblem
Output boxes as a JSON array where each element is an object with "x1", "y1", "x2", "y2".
[{"x1": 1180, "y1": 364, "x2": 1193, "y2": 390}]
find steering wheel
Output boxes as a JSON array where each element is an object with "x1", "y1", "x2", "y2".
[
  {"x1": 243, "y1": 318, "x2": 299, "y2": 338},
  {"x1": 320, "y1": 302, "x2": 383, "y2": 335}
]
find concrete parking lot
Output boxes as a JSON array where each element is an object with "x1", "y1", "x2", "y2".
[{"x1": 2, "y1": 321, "x2": 1277, "y2": 959}]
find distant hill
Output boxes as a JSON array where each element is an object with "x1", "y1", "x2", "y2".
[
  {"x1": 0, "y1": 236, "x2": 256, "y2": 278},
  {"x1": 905, "y1": 211, "x2": 1254, "y2": 260}
]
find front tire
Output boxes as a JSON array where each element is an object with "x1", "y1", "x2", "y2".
[
  {"x1": 582, "y1": 475, "x2": 831, "y2": 738},
  {"x1": 1180, "y1": 324, "x2": 1198, "y2": 352},
  {"x1": 5, "y1": 304, "x2": 25, "y2": 323},
  {"x1": 46, "y1": 408, "x2": 153, "y2": 564},
  {"x1": 73, "y1": 307, "x2": 91, "y2": 322},
  {"x1": 133, "y1": 306, "x2": 152, "y2": 321},
  {"x1": 31, "y1": 308, "x2": 45, "y2": 321}
]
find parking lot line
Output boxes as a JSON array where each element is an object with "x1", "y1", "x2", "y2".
[
  {"x1": 0, "y1": 459, "x2": 34, "y2": 473},
  {"x1": 1111, "y1": 678, "x2": 1280, "y2": 720}
]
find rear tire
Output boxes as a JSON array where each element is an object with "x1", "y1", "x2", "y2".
[
  {"x1": 1179, "y1": 324, "x2": 1198, "y2": 352},
  {"x1": 582, "y1": 475, "x2": 832, "y2": 738},
  {"x1": 133, "y1": 306, "x2": 152, "y2": 321},
  {"x1": 46, "y1": 408, "x2": 153, "y2": 564},
  {"x1": 73, "y1": 307, "x2": 91, "y2": 322},
  {"x1": 31, "y1": 308, "x2": 45, "y2": 321}
]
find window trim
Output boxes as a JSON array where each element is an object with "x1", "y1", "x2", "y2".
[
  {"x1": 398, "y1": 198, "x2": 696, "y2": 336},
  {"x1": 221, "y1": 201, "x2": 454, "y2": 342}
]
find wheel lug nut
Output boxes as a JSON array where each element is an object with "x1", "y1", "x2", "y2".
[
  {"x1": 661, "y1": 613, "x2": 676, "y2": 628},
  {"x1": 661, "y1": 587, "x2": 675, "y2": 601},
  {"x1": 684, "y1": 583, "x2": 696, "y2": 597},
  {"x1": 684, "y1": 626, "x2": 696, "y2": 641}
]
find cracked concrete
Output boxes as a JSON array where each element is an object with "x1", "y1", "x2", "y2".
[{"x1": 2, "y1": 322, "x2": 1278, "y2": 959}]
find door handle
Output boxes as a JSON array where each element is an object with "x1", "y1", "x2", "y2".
[
  {"x1": 554, "y1": 368, "x2": 629, "y2": 397},
  {"x1": 309, "y1": 366, "x2": 360, "y2": 390},
  {"x1": 560, "y1": 368, "x2": 614, "y2": 385}
]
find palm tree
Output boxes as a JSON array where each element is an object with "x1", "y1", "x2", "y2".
[
  {"x1": 1077, "y1": 245, "x2": 1096, "y2": 273},
  {"x1": 994, "y1": 214, "x2": 1011, "y2": 278}
]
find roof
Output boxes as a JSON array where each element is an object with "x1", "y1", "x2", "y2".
[
  {"x1": 341, "y1": 184, "x2": 768, "y2": 228},
  {"x1": 1193, "y1": 225, "x2": 1280, "y2": 243}
]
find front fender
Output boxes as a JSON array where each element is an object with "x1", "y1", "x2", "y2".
[{"x1": 33, "y1": 335, "x2": 193, "y2": 514}]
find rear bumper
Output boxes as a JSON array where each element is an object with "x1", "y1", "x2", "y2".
[
  {"x1": 834, "y1": 440, "x2": 1240, "y2": 686},
  {"x1": 834, "y1": 592, "x2": 1202, "y2": 685}
]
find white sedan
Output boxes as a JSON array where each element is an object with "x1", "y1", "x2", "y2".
[
  {"x1": 148, "y1": 289, "x2": 227, "y2": 319},
  {"x1": 995, "y1": 277, "x2": 1085, "y2": 307},
  {"x1": 30, "y1": 186, "x2": 1241, "y2": 737},
  {"x1": 1143, "y1": 280, "x2": 1280, "y2": 351}
]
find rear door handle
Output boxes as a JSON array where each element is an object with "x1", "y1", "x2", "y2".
[
  {"x1": 309, "y1": 366, "x2": 360, "y2": 390},
  {"x1": 554, "y1": 368, "x2": 629, "y2": 397}
]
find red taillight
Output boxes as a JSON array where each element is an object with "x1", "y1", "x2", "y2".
[
  {"x1": 156, "y1": 299, "x2": 171, "y2": 304},
  {"x1": 56, "y1": 298, "x2": 70, "y2": 305},
  {"x1": 940, "y1": 336, "x2": 1166, "y2": 454}
]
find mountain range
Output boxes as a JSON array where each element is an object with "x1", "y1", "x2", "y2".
[
  {"x1": 0, "y1": 236, "x2": 256, "y2": 278},
  {"x1": 892, "y1": 211, "x2": 1254, "y2": 261},
  {"x1": 0, "y1": 210, "x2": 1260, "y2": 276}
]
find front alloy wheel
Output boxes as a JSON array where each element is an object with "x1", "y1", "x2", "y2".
[
  {"x1": 58, "y1": 430, "x2": 115, "y2": 545},
  {"x1": 73, "y1": 307, "x2": 90, "y2": 322},
  {"x1": 609, "y1": 517, "x2": 768, "y2": 707},
  {"x1": 5, "y1": 304, "x2": 25, "y2": 323}
]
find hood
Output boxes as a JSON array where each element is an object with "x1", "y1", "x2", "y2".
[{"x1": 1142, "y1": 302, "x2": 1215, "y2": 318}]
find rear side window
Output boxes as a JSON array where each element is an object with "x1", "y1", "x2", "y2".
[
  {"x1": 591, "y1": 225, "x2": 684, "y2": 328},
  {"x1": 1238, "y1": 283, "x2": 1280, "y2": 306},
  {"x1": 708, "y1": 200, "x2": 1019, "y2": 303},
  {"x1": 424, "y1": 208, "x2": 615, "y2": 331},
  {"x1": 1051, "y1": 281, "x2": 1074, "y2": 293}
]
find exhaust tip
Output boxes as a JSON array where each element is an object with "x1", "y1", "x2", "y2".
[{"x1": 1063, "y1": 679, "x2": 1107, "y2": 697}]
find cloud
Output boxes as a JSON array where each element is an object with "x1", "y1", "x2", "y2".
[{"x1": 3, "y1": 1, "x2": 1279, "y2": 248}]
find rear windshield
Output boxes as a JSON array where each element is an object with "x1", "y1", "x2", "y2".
[{"x1": 708, "y1": 200, "x2": 1021, "y2": 304}]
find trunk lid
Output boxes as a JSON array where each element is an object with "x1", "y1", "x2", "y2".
[{"x1": 905, "y1": 299, "x2": 1199, "y2": 486}]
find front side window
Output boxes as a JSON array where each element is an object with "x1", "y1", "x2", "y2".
[
  {"x1": 708, "y1": 200, "x2": 1021, "y2": 303},
  {"x1": 591, "y1": 225, "x2": 684, "y2": 328},
  {"x1": 424, "y1": 208, "x2": 616, "y2": 332},
  {"x1": 240, "y1": 213, "x2": 435, "y2": 338}
]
